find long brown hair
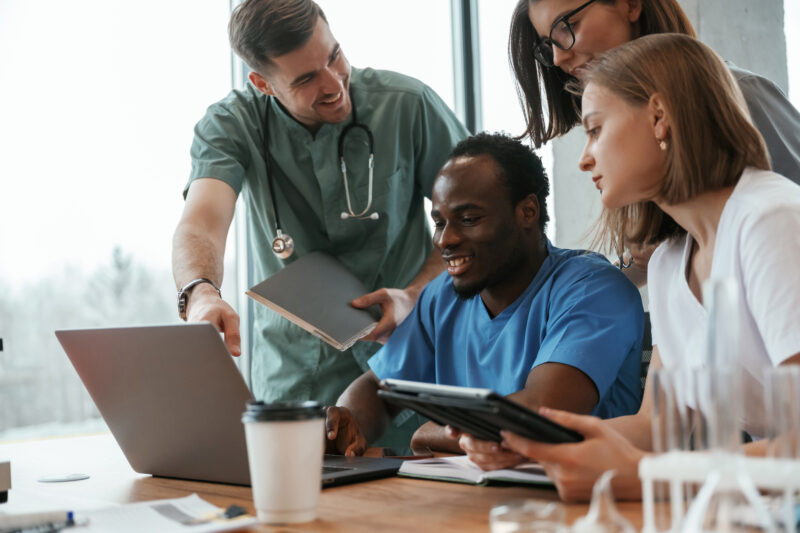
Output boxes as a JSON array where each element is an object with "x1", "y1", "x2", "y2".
[
  {"x1": 509, "y1": 0, "x2": 695, "y2": 147},
  {"x1": 578, "y1": 34, "x2": 770, "y2": 254}
]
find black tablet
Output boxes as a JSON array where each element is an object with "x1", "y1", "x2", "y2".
[{"x1": 377, "y1": 379, "x2": 583, "y2": 444}]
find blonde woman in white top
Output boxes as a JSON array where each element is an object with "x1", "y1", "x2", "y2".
[{"x1": 458, "y1": 33, "x2": 800, "y2": 502}]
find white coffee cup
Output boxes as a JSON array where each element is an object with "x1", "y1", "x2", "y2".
[{"x1": 242, "y1": 401, "x2": 325, "y2": 524}]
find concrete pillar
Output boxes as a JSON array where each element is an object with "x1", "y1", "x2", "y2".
[
  {"x1": 551, "y1": 0, "x2": 789, "y2": 251},
  {"x1": 679, "y1": 0, "x2": 788, "y2": 93}
]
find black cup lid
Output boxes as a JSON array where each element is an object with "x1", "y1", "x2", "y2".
[{"x1": 242, "y1": 400, "x2": 325, "y2": 423}]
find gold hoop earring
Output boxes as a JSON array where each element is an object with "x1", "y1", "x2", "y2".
[{"x1": 658, "y1": 139, "x2": 667, "y2": 151}]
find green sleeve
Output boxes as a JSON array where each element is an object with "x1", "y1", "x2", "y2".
[{"x1": 186, "y1": 104, "x2": 250, "y2": 198}]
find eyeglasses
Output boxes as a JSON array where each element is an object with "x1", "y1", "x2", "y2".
[{"x1": 532, "y1": 0, "x2": 598, "y2": 68}]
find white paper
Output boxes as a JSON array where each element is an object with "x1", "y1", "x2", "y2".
[
  {"x1": 72, "y1": 494, "x2": 258, "y2": 532},
  {"x1": 399, "y1": 455, "x2": 551, "y2": 485}
]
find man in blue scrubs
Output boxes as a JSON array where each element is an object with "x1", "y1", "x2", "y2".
[{"x1": 326, "y1": 133, "x2": 644, "y2": 457}]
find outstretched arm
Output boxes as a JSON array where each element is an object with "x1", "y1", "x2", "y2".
[
  {"x1": 172, "y1": 178, "x2": 241, "y2": 355},
  {"x1": 325, "y1": 370, "x2": 402, "y2": 455},
  {"x1": 501, "y1": 407, "x2": 646, "y2": 503},
  {"x1": 490, "y1": 349, "x2": 662, "y2": 502},
  {"x1": 452, "y1": 362, "x2": 600, "y2": 470}
]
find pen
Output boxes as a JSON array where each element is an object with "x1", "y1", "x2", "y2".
[{"x1": 0, "y1": 510, "x2": 74, "y2": 533}]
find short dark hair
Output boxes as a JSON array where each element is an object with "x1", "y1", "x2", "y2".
[
  {"x1": 228, "y1": 0, "x2": 327, "y2": 74},
  {"x1": 449, "y1": 132, "x2": 550, "y2": 232}
]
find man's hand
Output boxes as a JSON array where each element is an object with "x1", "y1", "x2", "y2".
[
  {"x1": 447, "y1": 426, "x2": 526, "y2": 471},
  {"x1": 500, "y1": 407, "x2": 645, "y2": 502},
  {"x1": 410, "y1": 421, "x2": 462, "y2": 453},
  {"x1": 352, "y1": 287, "x2": 417, "y2": 344},
  {"x1": 325, "y1": 406, "x2": 367, "y2": 456},
  {"x1": 186, "y1": 284, "x2": 241, "y2": 356}
]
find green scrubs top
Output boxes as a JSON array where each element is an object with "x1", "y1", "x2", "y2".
[{"x1": 187, "y1": 67, "x2": 468, "y2": 415}]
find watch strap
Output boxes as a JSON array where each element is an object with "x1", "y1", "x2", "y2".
[{"x1": 177, "y1": 278, "x2": 221, "y2": 320}]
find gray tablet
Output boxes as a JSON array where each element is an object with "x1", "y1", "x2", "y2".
[{"x1": 378, "y1": 379, "x2": 584, "y2": 444}]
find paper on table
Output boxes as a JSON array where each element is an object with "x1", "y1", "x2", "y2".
[
  {"x1": 398, "y1": 455, "x2": 552, "y2": 486},
  {"x1": 72, "y1": 494, "x2": 258, "y2": 532}
]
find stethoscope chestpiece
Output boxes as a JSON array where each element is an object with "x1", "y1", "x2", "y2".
[
  {"x1": 340, "y1": 211, "x2": 379, "y2": 220},
  {"x1": 264, "y1": 92, "x2": 378, "y2": 260},
  {"x1": 272, "y1": 230, "x2": 295, "y2": 259}
]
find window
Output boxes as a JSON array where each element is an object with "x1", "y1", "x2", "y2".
[
  {"x1": 0, "y1": 0, "x2": 233, "y2": 440},
  {"x1": 477, "y1": 0, "x2": 555, "y2": 239},
  {"x1": 316, "y1": 1, "x2": 455, "y2": 110}
]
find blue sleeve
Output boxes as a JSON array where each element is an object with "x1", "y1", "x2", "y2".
[
  {"x1": 367, "y1": 276, "x2": 441, "y2": 382},
  {"x1": 533, "y1": 259, "x2": 644, "y2": 402}
]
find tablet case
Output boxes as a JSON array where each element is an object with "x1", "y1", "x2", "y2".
[
  {"x1": 246, "y1": 252, "x2": 379, "y2": 351},
  {"x1": 378, "y1": 380, "x2": 583, "y2": 444}
]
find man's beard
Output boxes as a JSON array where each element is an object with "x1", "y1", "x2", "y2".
[
  {"x1": 451, "y1": 249, "x2": 525, "y2": 301},
  {"x1": 453, "y1": 280, "x2": 484, "y2": 300}
]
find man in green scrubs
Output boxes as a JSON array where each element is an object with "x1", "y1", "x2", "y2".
[{"x1": 172, "y1": 0, "x2": 468, "y2": 444}]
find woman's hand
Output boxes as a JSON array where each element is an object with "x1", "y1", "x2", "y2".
[
  {"x1": 446, "y1": 426, "x2": 526, "y2": 471},
  {"x1": 500, "y1": 407, "x2": 646, "y2": 502}
]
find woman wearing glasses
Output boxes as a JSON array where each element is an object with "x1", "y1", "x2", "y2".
[
  {"x1": 510, "y1": 0, "x2": 800, "y2": 182},
  {"x1": 464, "y1": 32, "x2": 800, "y2": 503},
  {"x1": 508, "y1": 0, "x2": 800, "y2": 278},
  {"x1": 450, "y1": 0, "x2": 800, "y2": 492}
]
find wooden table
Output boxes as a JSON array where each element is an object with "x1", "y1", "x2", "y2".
[{"x1": 0, "y1": 433, "x2": 646, "y2": 531}]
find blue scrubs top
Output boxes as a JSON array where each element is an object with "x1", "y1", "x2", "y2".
[{"x1": 369, "y1": 241, "x2": 644, "y2": 419}]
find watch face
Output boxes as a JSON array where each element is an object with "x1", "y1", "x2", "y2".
[
  {"x1": 178, "y1": 292, "x2": 188, "y2": 320},
  {"x1": 177, "y1": 279, "x2": 220, "y2": 320}
]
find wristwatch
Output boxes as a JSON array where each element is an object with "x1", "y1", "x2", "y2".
[{"x1": 177, "y1": 278, "x2": 221, "y2": 321}]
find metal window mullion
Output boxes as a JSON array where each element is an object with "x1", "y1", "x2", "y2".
[
  {"x1": 229, "y1": 0, "x2": 253, "y2": 388},
  {"x1": 451, "y1": 0, "x2": 483, "y2": 134}
]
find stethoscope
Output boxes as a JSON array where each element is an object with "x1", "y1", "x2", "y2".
[{"x1": 264, "y1": 92, "x2": 378, "y2": 259}]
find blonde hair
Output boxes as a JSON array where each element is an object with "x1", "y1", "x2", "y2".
[{"x1": 576, "y1": 33, "x2": 770, "y2": 254}]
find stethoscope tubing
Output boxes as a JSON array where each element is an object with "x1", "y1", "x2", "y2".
[{"x1": 263, "y1": 91, "x2": 377, "y2": 242}]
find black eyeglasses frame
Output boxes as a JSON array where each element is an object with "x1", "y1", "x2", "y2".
[{"x1": 532, "y1": 0, "x2": 599, "y2": 68}]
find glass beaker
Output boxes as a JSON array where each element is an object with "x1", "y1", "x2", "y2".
[
  {"x1": 680, "y1": 367, "x2": 777, "y2": 533},
  {"x1": 647, "y1": 367, "x2": 694, "y2": 531},
  {"x1": 680, "y1": 279, "x2": 777, "y2": 532},
  {"x1": 571, "y1": 470, "x2": 636, "y2": 533},
  {"x1": 489, "y1": 499, "x2": 567, "y2": 533},
  {"x1": 764, "y1": 365, "x2": 800, "y2": 533}
]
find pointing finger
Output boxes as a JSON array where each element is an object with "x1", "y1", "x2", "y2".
[{"x1": 325, "y1": 407, "x2": 340, "y2": 440}]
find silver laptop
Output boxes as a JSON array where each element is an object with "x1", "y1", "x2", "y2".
[{"x1": 56, "y1": 323, "x2": 401, "y2": 487}]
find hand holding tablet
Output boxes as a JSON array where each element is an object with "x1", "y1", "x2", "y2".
[{"x1": 377, "y1": 379, "x2": 583, "y2": 444}]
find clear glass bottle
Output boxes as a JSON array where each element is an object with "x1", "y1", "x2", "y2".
[
  {"x1": 571, "y1": 470, "x2": 636, "y2": 533},
  {"x1": 679, "y1": 278, "x2": 777, "y2": 533}
]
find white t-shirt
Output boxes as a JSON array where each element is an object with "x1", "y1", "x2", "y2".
[{"x1": 648, "y1": 167, "x2": 800, "y2": 436}]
